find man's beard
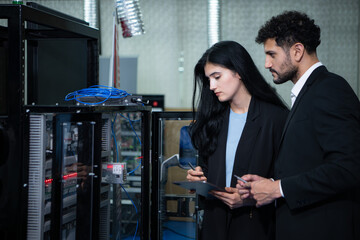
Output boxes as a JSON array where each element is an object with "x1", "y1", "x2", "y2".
[
  {"x1": 271, "y1": 66, "x2": 297, "y2": 84},
  {"x1": 271, "y1": 54, "x2": 298, "y2": 84}
]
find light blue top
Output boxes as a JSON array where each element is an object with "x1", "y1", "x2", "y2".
[{"x1": 226, "y1": 109, "x2": 247, "y2": 187}]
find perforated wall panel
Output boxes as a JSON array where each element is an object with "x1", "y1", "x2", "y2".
[{"x1": 1, "y1": 0, "x2": 358, "y2": 108}]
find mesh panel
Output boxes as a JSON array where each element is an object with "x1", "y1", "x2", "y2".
[{"x1": 27, "y1": 114, "x2": 46, "y2": 239}]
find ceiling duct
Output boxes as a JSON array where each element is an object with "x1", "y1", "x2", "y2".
[
  {"x1": 84, "y1": 0, "x2": 100, "y2": 29},
  {"x1": 207, "y1": 0, "x2": 221, "y2": 47},
  {"x1": 115, "y1": 0, "x2": 146, "y2": 38}
]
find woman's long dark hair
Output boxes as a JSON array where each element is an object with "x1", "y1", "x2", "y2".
[{"x1": 190, "y1": 41, "x2": 286, "y2": 159}]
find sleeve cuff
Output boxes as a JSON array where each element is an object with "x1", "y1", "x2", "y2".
[{"x1": 279, "y1": 180, "x2": 284, "y2": 197}]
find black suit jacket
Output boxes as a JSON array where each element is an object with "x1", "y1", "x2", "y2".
[
  {"x1": 275, "y1": 66, "x2": 360, "y2": 240},
  {"x1": 200, "y1": 97, "x2": 288, "y2": 240}
]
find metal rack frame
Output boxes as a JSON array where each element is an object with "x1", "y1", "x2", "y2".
[
  {"x1": 0, "y1": 4, "x2": 99, "y2": 239},
  {"x1": 151, "y1": 111, "x2": 196, "y2": 240}
]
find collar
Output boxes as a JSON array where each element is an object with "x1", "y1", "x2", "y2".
[{"x1": 291, "y1": 62, "x2": 323, "y2": 98}]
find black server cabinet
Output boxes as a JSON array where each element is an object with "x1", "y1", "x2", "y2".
[
  {"x1": 26, "y1": 110, "x2": 103, "y2": 239},
  {"x1": 0, "y1": 4, "x2": 99, "y2": 239},
  {"x1": 151, "y1": 112, "x2": 199, "y2": 240},
  {"x1": 0, "y1": 4, "x2": 152, "y2": 240},
  {"x1": 24, "y1": 105, "x2": 151, "y2": 240}
]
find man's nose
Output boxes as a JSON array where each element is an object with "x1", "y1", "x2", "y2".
[{"x1": 265, "y1": 57, "x2": 272, "y2": 69}]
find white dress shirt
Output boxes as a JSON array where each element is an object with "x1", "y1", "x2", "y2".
[{"x1": 290, "y1": 62, "x2": 323, "y2": 108}]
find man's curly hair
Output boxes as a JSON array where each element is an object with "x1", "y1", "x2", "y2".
[{"x1": 256, "y1": 11, "x2": 321, "y2": 53}]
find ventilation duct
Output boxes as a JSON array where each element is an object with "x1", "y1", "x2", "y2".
[
  {"x1": 84, "y1": 0, "x2": 99, "y2": 29},
  {"x1": 207, "y1": 0, "x2": 221, "y2": 47},
  {"x1": 115, "y1": 0, "x2": 145, "y2": 38}
]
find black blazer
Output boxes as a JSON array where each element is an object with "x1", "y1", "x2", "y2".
[
  {"x1": 200, "y1": 97, "x2": 288, "y2": 240},
  {"x1": 275, "y1": 66, "x2": 360, "y2": 240}
]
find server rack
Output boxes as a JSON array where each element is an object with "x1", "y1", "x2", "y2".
[
  {"x1": 25, "y1": 105, "x2": 151, "y2": 240},
  {"x1": 151, "y1": 112, "x2": 199, "y2": 240},
  {"x1": 0, "y1": 4, "x2": 99, "y2": 239},
  {"x1": 0, "y1": 3, "x2": 152, "y2": 240}
]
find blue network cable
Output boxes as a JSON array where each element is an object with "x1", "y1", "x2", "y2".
[
  {"x1": 127, "y1": 157, "x2": 142, "y2": 175},
  {"x1": 111, "y1": 112, "x2": 142, "y2": 240},
  {"x1": 118, "y1": 113, "x2": 142, "y2": 176},
  {"x1": 64, "y1": 85, "x2": 130, "y2": 105},
  {"x1": 120, "y1": 183, "x2": 139, "y2": 240},
  {"x1": 118, "y1": 113, "x2": 142, "y2": 146}
]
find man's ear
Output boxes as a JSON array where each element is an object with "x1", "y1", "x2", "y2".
[{"x1": 292, "y1": 43, "x2": 305, "y2": 62}]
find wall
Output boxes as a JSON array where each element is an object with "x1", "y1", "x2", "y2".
[{"x1": 0, "y1": 0, "x2": 358, "y2": 109}]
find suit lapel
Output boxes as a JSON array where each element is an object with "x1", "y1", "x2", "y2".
[
  {"x1": 279, "y1": 66, "x2": 327, "y2": 146},
  {"x1": 212, "y1": 110, "x2": 229, "y2": 187}
]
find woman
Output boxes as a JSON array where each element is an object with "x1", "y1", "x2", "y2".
[{"x1": 187, "y1": 41, "x2": 288, "y2": 240}]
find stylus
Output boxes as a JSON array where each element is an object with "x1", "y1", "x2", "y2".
[
  {"x1": 188, "y1": 162, "x2": 196, "y2": 170},
  {"x1": 234, "y1": 174, "x2": 248, "y2": 183}
]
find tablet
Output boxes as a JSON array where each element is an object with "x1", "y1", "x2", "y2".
[{"x1": 173, "y1": 181, "x2": 227, "y2": 198}]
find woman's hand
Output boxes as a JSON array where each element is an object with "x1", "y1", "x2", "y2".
[
  {"x1": 186, "y1": 166, "x2": 207, "y2": 182},
  {"x1": 211, "y1": 187, "x2": 255, "y2": 209},
  {"x1": 186, "y1": 166, "x2": 207, "y2": 194}
]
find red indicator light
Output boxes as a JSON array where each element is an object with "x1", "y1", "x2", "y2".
[
  {"x1": 153, "y1": 101, "x2": 158, "y2": 107},
  {"x1": 44, "y1": 172, "x2": 78, "y2": 183},
  {"x1": 45, "y1": 178, "x2": 53, "y2": 184},
  {"x1": 107, "y1": 164, "x2": 113, "y2": 169},
  {"x1": 63, "y1": 172, "x2": 77, "y2": 180}
]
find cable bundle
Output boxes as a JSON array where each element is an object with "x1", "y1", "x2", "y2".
[{"x1": 64, "y1": 85, "x2": 130, "y2": 105}]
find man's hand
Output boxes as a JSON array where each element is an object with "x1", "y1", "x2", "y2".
[
  {"x1": 250, "y1": 179, "x2": 281, "y2": 207},
  {"x1": 236, "y1": 174, "x2": 266, "y2": 199},
  {"x1": 236, "y1": 174, "x2": 281, "y2": 207},
  {"x1": 211, "y1": 187, "x2": 255, "y2": 209}
]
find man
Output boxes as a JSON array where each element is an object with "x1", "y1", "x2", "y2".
[{"x1": 237, "y1": 11, "x2": 360, "y2": 240}]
